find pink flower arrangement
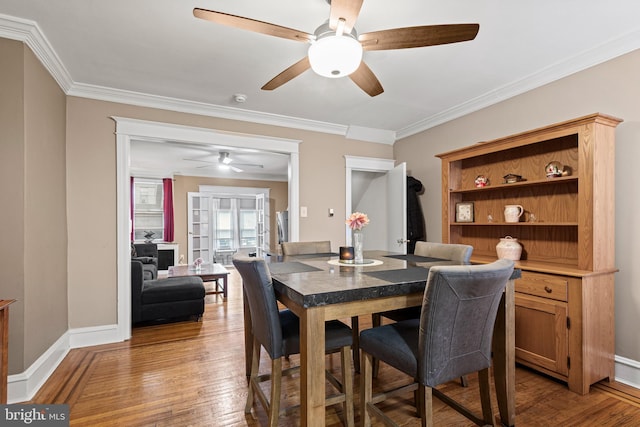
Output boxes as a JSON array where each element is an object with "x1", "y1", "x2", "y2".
[
  {"x1": 193, "y1": 257, "x2": 204, "y2": 267},
  {"x1": 346, "y1": 212, "x2": 370, "y2": 231}
]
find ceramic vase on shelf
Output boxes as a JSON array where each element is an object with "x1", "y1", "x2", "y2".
[
  {"x1": 353, "y1": 229, "x2": 364, "y2": 264},
  {"x1": 496, "y1": 236, "x2": 522, "y2": 261}
]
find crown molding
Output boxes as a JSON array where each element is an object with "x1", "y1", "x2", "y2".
[
  {"x1": 0, "y1": 13, "x2": 73, "y2": 92},
  {"x1": 396, "y1": 27, "x2": 640, "y2": 140},
  {"x1": 4, "y1": 12, "x2": 639, "y2": 145},
  {"x1": 0, "y1": 13, "x2": 395, "y2": 144}
]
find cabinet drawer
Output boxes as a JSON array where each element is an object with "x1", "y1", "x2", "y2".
[{"x1": 516, "y1": 271, "x2": 568, "y2": 302}]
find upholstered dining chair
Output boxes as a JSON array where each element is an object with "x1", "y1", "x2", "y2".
[
  {"x1": 359, "y1": 259, "x2": 515, "y2": 427},
  {"x1": 280, "y1": 240, "x2": 332, "y2": 255},
  {"x1": 371, "y1": 241, "x2": 473, "y2": 379},
  {"x1": 376, "y1": 242, "x2": 473, "y2": 322},
  {"x1": 232, "y1": 254, "x2": 354, "y2": 427}
]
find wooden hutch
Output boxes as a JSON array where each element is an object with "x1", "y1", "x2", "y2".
[{"x1": 436, "y1": 113, "x2": 622, "y2": 394}]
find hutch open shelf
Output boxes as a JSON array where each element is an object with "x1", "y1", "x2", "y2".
[{"x1": 436, "y1": 113, "x2": 622, "y2": 394}]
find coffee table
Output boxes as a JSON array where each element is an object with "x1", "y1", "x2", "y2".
[{"x1": 168, "y1": 264, "x2": 230, "y2": 300}]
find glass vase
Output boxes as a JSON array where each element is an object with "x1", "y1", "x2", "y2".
[{"x1": 353, "y1": 229, "x2": 364, "y2": 264}]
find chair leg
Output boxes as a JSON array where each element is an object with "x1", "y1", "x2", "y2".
[
  {"x1": 417, "y1": 385, "x2": 434, "y2": 427},
  {"x1": 478, "y1": 368, "x2": 496, "y2": 426},
  {"x1": 245, "y1": 339, "x2": 261, "y2": 413},
  {"x1": 340, "y1": 346, "x2": 355, "y2": 427},
  {"x1": 460, "y1": 375, "x2": 469, "y2": 387},
  {"x1": 351, "y1": 316, "x2": 360, "y2": 373},
  {"x1": 359, "y1": 351, "x2": 373, "y2": 427},
  {"x1": 268, "y1": 358, "x2": 282, "y2": 427}
]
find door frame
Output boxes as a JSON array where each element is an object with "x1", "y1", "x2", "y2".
[
  {"x1": 114, "y1": 117, "x2": 300, "y2": 340},
  {"x1": 344, "y1": 156, "x2": 397, "y2": 245}
]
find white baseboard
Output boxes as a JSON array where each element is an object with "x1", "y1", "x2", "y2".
[
  {"x1": 7, "y1": 324, "x2": 121, "y2": 403},
  {"x1": 615, "y1": 355, "x2": 640, "y2": 389},
  {"x1": 7, "y1": 326, "x2": 640, "y2": 403}
]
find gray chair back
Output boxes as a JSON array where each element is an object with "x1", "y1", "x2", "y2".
[
  {"x1": 418, "y1": 259, "x2": 514, "y2": 387},
  {"x1": 232, "y1": 254, "x2": 285, "y2": 360},
  {"x1": 414, "y1": 241, "x2": 473, "y2": 265},
  {"x1": 281, "y1": 241, "x2": 331, "y2": 256}
]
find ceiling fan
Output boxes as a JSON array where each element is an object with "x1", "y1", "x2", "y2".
[
  {"x1": 183, "y1": 151, "x2": 264, "y2": 173},
  {"x1": 193, "y1": 0, "x2": 479, "y2": 97}
]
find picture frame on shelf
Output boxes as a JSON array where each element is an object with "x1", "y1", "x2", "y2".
[{"x1": 455, "y1": 202, "x2": 474, "y2": 223}]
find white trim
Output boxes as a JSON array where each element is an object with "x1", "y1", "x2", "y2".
[
  {"x1": 344, "y1": 155, "x2": 395, "y2": 172},
  {"x1": 344, "y1": 156, "x2": 396, "y2": 245},
  {"x1": 5, "y1": 13, "x2": 640, "y2": 143},
  {"x1": 114, "y1": 117, "x2": 300, "y2": 340},
  {"x1": 7, "y1": 334, "x2": 69, "y2": 404},
  {"x1": 615, "y1": 355, "x2": 640, "y2": 390},
  {"x1": 7, "y1": 325, "x2": 122, "y2": 403},
  {"x1": 0, "y1": 13, "x2": 72, "y2": 92},
  {"x1": 8, "y1": 323, "x2": 638, "y2": 404},
  {"x1": 396, "y1": 28, "x2": 640, "y2": 140},
  {"x1": 198, "y1": 185, "x2": 270, "y2": 197},
  {"x1": 116, "y1": 130, "x2": 132, "y2": 340}
]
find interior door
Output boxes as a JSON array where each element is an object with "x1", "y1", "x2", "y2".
[
  {"x1": 386, "y1": 163, "x2": 407, "y2": 253},
  {"x1": 187, "y1": 192, "x2": 211, "y2": 264}
]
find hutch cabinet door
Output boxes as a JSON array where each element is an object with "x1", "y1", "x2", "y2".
[{"x1": 515, "y1": 293, "x2": 569, "y2": 377}]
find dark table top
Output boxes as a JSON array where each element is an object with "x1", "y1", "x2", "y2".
[
  {"x1": 269, "y1": 250, "x2": 520, "y2": 309},
  {"x1": 270, "y1": 251, "x2": 443, "y2": 308}
]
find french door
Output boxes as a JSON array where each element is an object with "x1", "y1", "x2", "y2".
[{"x1": 187, "y1": 192, "x2": 269, "y2": 264}]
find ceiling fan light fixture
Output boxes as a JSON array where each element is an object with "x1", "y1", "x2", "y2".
[
  {"x1": 219, "y1": 152, "x2": 233, "y2": 164},
  {"x1": 308, "y1": 33, "x2": 363, "y2": 78}
]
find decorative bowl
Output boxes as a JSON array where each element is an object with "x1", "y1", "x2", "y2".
[{"x1": 545, "y1": 161, "x2": 563, "y2": 178}]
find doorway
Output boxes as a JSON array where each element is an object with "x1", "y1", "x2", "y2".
[
  {"x1": 114, "y1": 117, "x2": 301, "y2": 340},
  {"x1": 345, "y1": 156, "x2": 407, "y2": 253}
]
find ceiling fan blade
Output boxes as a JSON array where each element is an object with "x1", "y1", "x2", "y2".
[
  {"x1": 262, "y1": 57, "x2": 311, "y2": 91},
  {"x1": 349, "y1": 62, "x2": 384, "y2": 97},
  {"x1": 329, "y1": 0, "x2": 364, "y2": 34},
  {"x1": 193, "y1": 8, "x2": 313, "y2": 43},
  {"x1": 360, "y1": 23, "x2": 479, "y2": 51},
  {"x1": 183, "y1": 158, "x2": 216, "y2": 164}
]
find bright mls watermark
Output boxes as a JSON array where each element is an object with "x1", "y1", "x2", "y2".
[{"x1": 0, "y1": 405, "x2": 69, "y2": 426}]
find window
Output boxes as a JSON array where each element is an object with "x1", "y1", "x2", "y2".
[
  {"x1": 211, "y1": 197, "x2": 258, "y2": 250},
  {"x1": 215, "y1": 210, "x2": 233, "y2": 250},
  {"x1": 134, "y1": 179, "x2": 164, "y2": 241},
  {"x1": 239, "y1": 210, "x2": 257, "y2": 247}
]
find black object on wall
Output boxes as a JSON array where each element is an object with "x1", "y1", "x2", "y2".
[{"x1": 407, "y1": 176, "x2": 426, "y2": 254}]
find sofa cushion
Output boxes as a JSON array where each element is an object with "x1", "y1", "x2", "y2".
[{"x1": 142, "y1": 277, "x2": 205, "y2": 305}]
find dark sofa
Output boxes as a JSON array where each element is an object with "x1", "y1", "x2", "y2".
[
  {"x1": 131, "y1": 260, "x2": 206, "y2": 325},
  {"x1": 132, "y1": 243, "x2": 159, "y2": 281}
]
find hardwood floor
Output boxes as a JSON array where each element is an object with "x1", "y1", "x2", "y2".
[{"x1": 27, "y1": 268, "x2": 640, "y2": 426}]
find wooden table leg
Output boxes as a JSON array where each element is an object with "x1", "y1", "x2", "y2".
[
  {"x1": 492, "y1": 279, "x2": 516, "y2": 426},
  {"x1": 300, "y1": 307, "x2": 326, "y2": 427},
  {"x1": 222, "y1": 274, "x2": 228, "y2": 300}
]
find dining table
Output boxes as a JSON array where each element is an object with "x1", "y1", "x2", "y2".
[{"x1": 242, "y1": 250, "x2": 519, "y2": 427}]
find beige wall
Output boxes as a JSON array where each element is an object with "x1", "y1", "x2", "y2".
[
  {"x1": 172, "y1": 175, "x2": 288, "y2": 258},
  {"x1": 394, "y1": 49, "x2": 640, "y2": 362},
  {"x1": 14, "y1": 32, "x2": 640, "y2": 380},
  {"x1": 0, "y1": 39, "x2": 67, "y2": 373},
  {"x1": 65, "y1": 96, "x2": 393, "y2": 330}
]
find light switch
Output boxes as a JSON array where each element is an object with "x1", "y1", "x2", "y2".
[
  {"x1": 300, "y1": 206, "x2": 308, "y2": 217},
  {"x1": 329, "y1": 208, "x2": 334, "y2": 217}
]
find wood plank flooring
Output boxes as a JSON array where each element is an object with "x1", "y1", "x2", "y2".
[{"x1": 26, "y1": 268, "x2": 640, "y2": 426}]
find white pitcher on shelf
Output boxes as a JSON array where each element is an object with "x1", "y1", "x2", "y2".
[{"x1": 503, "y1": 205, "x2": 524, "y2": 223}]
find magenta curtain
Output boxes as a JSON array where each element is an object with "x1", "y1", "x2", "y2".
[
  {"x1": 130, "y1": 176, "x2": 135, "y2": 241},
  {"x1": 163, "y1": 178, "x2": 174, "y2": 242}
]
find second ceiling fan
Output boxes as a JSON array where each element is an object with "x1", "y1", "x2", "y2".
[{"x1": 194, "y1": 0, "x2": 479, "y2": 97}]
